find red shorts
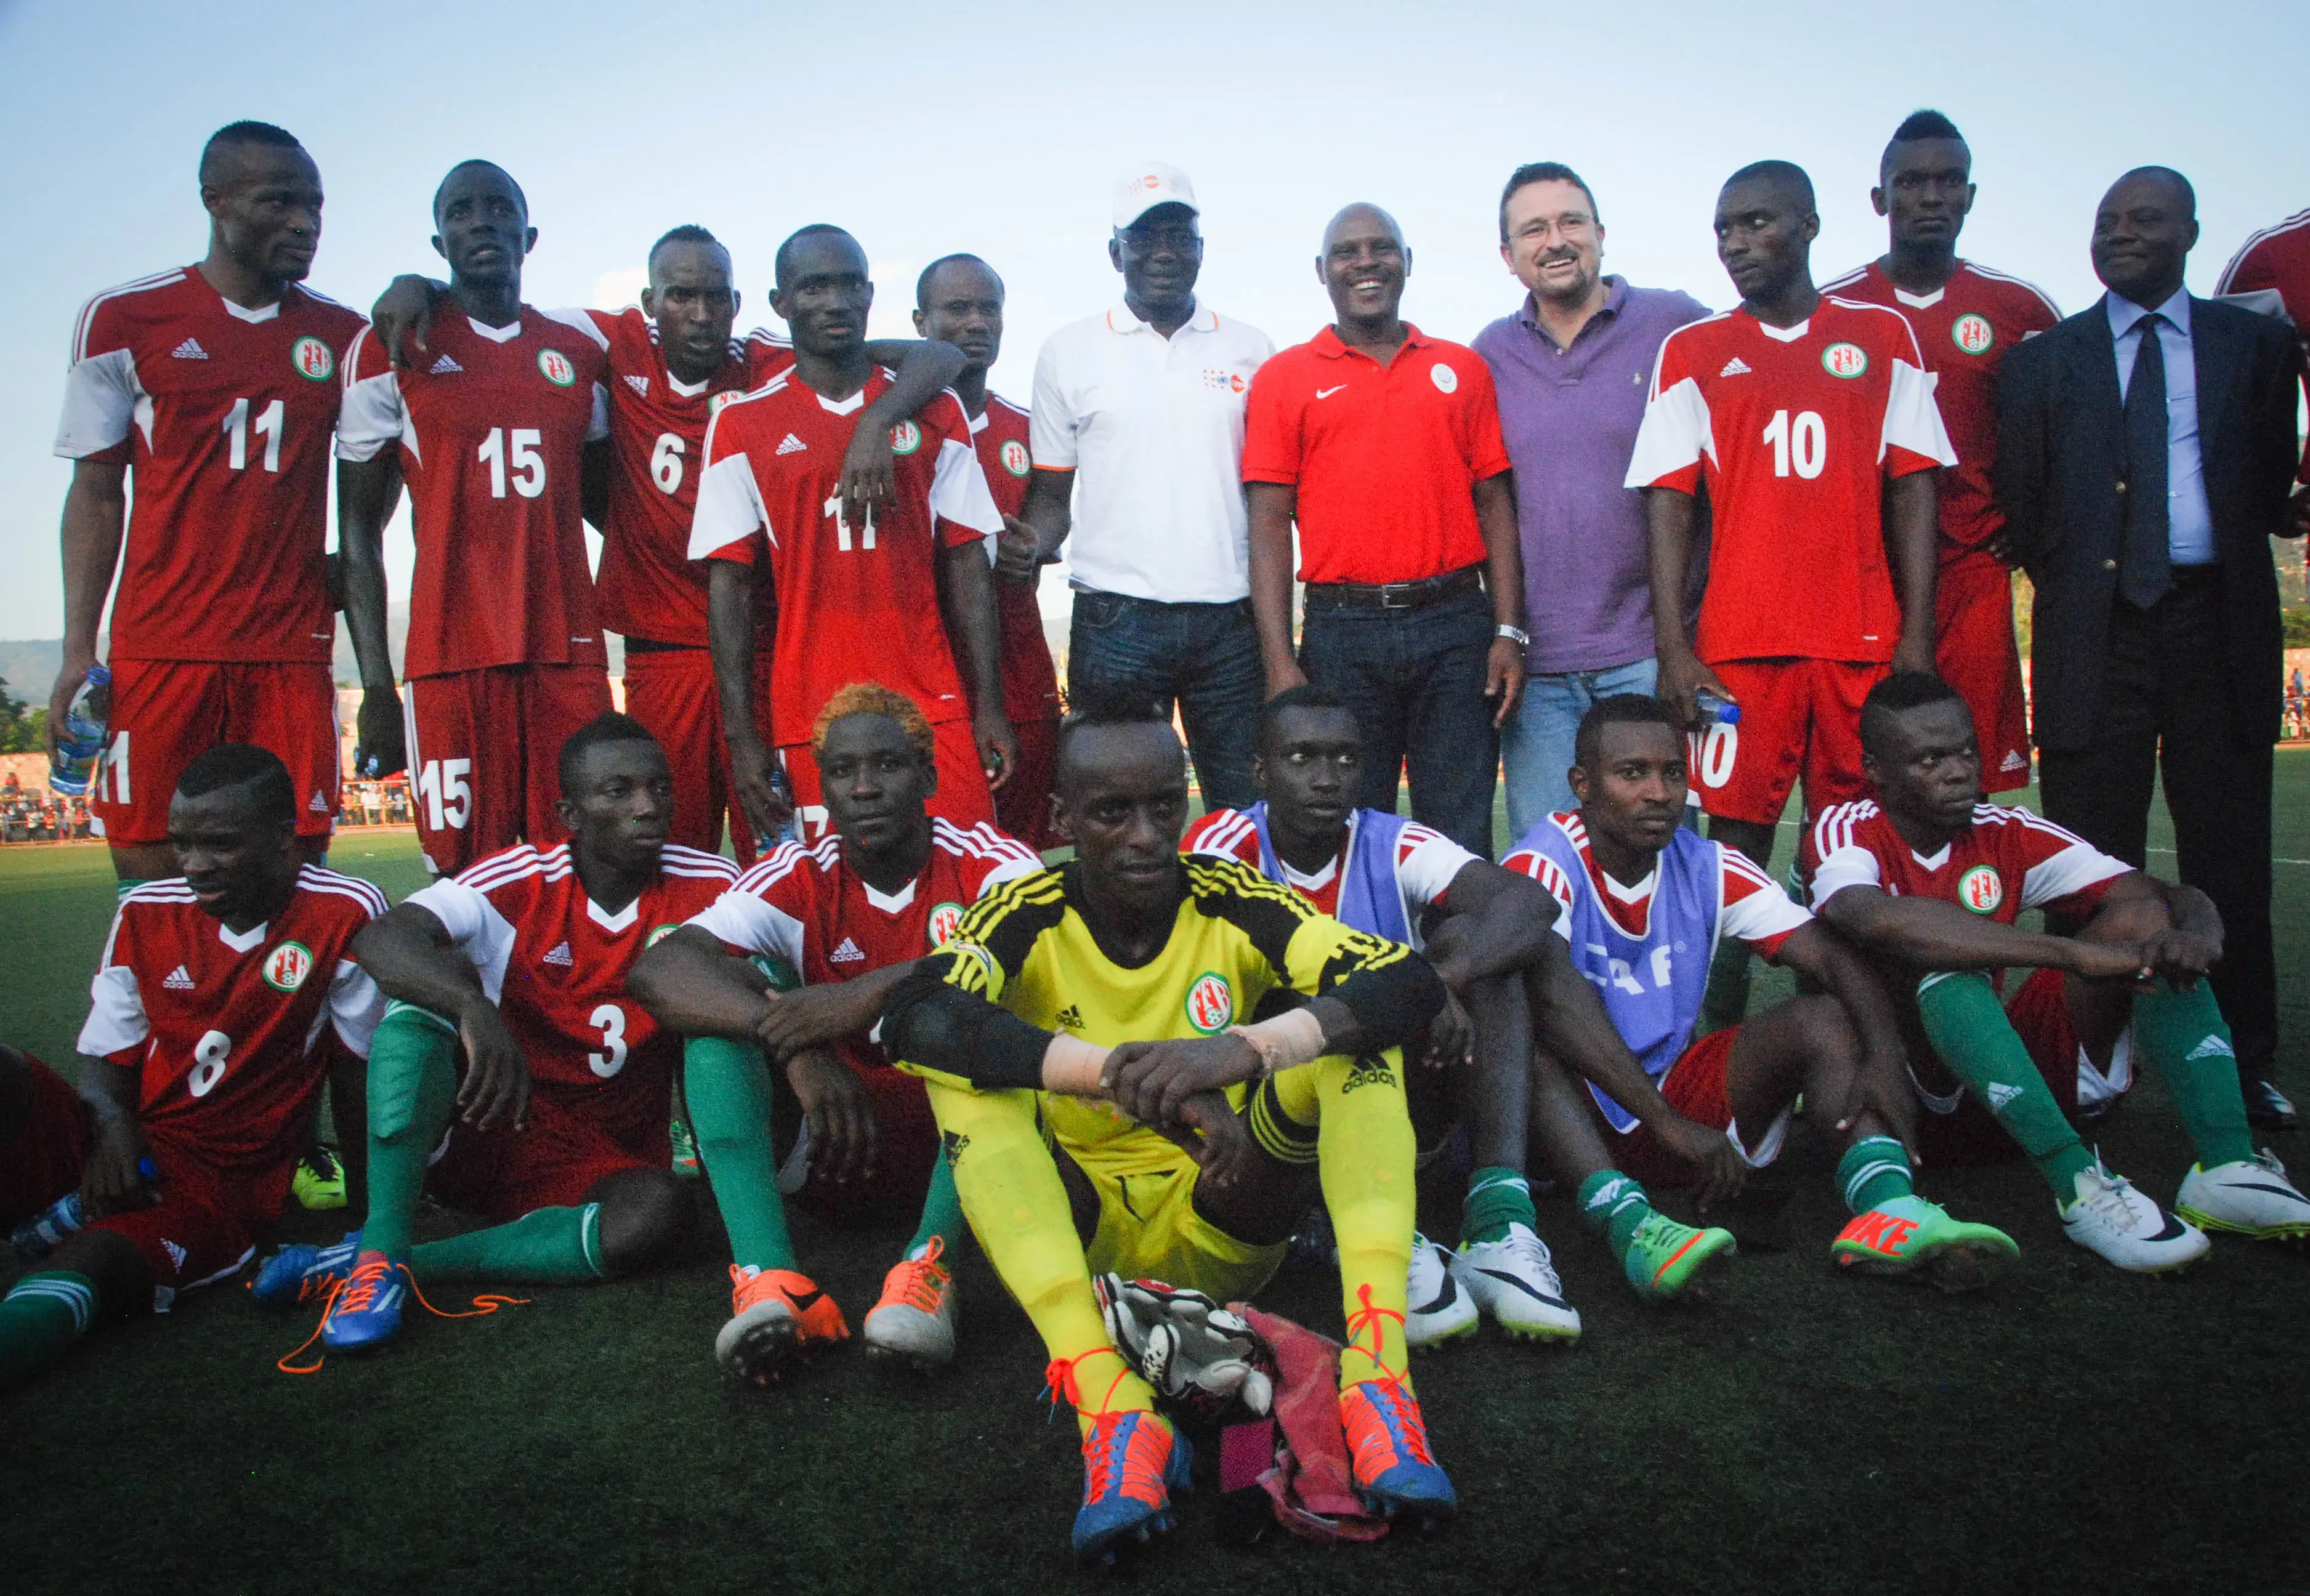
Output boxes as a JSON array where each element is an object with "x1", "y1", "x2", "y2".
[
  {"x1": 426, "y1": 1092, "x2": 669, "y2": 1223},
  {"x1": 780, "y1": 718, "x2": 995, "y2": 846},
  {"x1": 404, "y1": 664, "x2": 615, "y2": 876},
  {"x1": 0, "y1": 1051, "x2": 90, "y2": 1228},
  {"x1": 1689, "y1": 658, "x2": 1888, "y2": 826},
  {"x1": 994, "y1": 717, "x2": 1060, "y2": 852},
  {"x1": 783, "y1": 1058, "x2": 940, "y2": 1227},
  {"x1": 94, "y1": 659, "x2": 339, "y2": 844},
  {"x1": 1586, "y1": 1025, "x2": 1793, "y2": 1187},
  {"x1": 620, "y1": 645, "x2": 775, "y2": 866},
  {"x1": 1934, "y1": 554, "x2": 2031, "y2": 794},
  {"x1": 85, "y1": 1137, "x2": 298, "y2": 1310},
  {"x1": 1913, "y1": 968, "x2": 2090, "y2": 1167}
]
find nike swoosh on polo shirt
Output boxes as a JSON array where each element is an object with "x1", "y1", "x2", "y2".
[{"x1": 1315, "y1": 385, "x2": 1346, "y2": 400}]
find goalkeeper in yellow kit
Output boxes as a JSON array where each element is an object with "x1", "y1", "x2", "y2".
[{"x1": 881, "y1": 703, "x2": 1453, "y2": 1564}]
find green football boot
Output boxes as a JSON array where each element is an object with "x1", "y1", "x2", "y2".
[
  {"x1": 1623, "y1": 1211, "x2": 1737, "y2": 1300},
  {"x1": 292, "y1": 1146, "x2": 349, "y2": 1211},
  {"x1": 1831, "y1": 1195, "x2": 2018, "y2": 1292}
]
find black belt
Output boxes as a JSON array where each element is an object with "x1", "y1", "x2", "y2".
[
  {"x1": 1302, "y1": 564, "x2": 1484, "y2": 613},
  {"x1": 621, "y1": 637, "x2": 702, "y2": 655}
]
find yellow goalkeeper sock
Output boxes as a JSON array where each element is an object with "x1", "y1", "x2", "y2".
[{"x1": 1277, "y1": 1049, "x2": 1418, "y2": 1392}]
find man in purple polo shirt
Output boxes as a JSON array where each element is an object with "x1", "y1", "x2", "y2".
[{"x1": 1473, "y1": 163, "x2": 1711, "y2": 837}]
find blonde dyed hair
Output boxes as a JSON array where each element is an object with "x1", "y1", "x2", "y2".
[{"x1": 810, "y1": 682, "x2": 935, "y2": 765}]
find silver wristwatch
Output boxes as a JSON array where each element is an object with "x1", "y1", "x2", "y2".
[{"x1": 1495, "y1": 624, "x2": 1531, "y2": 648}]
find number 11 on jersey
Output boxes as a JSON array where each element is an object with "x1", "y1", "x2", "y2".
[{"x1": 822, "y1": 492, "x2": 875, "y2": 550}]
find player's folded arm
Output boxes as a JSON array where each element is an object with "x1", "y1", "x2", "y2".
[
  {"x1": 1296, "y1": 930, "x2": 1448, "y2": 1056},
  {"x1": 879, "y1": 959, "x2": 1052, "y2": 1092}
]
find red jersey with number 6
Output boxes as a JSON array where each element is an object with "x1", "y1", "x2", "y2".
[
  {"x1": 973, "y1": 392, "x2": 1062, "y2": 724},
  {"x1": 689, "y1": 368, "x2": 1004, "y2": 745},
  {"x1": 1807, "y1": 799, "x2": 2128, "y2": 928},
  {"x1": 1625, "y1": 299, "x2": 1955, "y2": 664},
  {"x1": 403, "y1": 842, "x2": 738, "y2": 1145},
  {"x1": 337, "y1": 307, "x2": 612, "y2": 679},
  {"x1": 54, "y1": 270, "x2": 368, "y2": 664},
  {"x1": 76, "y1": 868, "x2": 389, "y2": 1168}
]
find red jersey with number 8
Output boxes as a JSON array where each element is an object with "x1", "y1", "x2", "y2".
[
  {"x1": 1625, "y1": 299, "x2": 1955, "y2": 664},
  {"x1": 688, "y1": 368, "x2": 1004, "y2": 746}
]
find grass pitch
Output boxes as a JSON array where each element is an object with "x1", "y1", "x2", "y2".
[{"x1": 7, "y1": 767, "x2": 2310, "y2": 1595}]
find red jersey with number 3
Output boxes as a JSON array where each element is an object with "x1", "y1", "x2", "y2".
[
  {"x1": 1625, "y1": 299, "x2": 1955, "y2": 664},
  {"x1": 404, "y1": 842, "x2": 738, "y2": 1143},
  {"x1": 1807, "y1": 799, "x2": 2128, "y2": 928},
  {"x1": 337, "y1": 307, "x2": 612, "y2": 679},
  {"x1": 1820, "y1": 262, "x2": 2060, "y2": 562},
  {"x1": 686, "y1": 818, "x2": 1041, "y2": 1074},
  {"x1": 689, "y1": 368, "x2": 1004, "y2": 744},
  {"x1": 589, "y1": 312, "x2": 793, "y2": 645},
  {"x1": 76, "y1": 868, "x2": 389, "y2": 1167},
  {"x1": 54, "y1": 270, "x2": 368, "y2": 663},
  {"x1": 973, "y1": 392, "x2": 1062, "y2": 724}
]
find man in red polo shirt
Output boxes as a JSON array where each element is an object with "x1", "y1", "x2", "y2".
[{"x1": 1244, "y1": 203, "x2": 1526, "y2": 856}]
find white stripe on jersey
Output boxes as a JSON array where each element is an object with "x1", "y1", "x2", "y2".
[
  {"x1": 69, "y1": 268, "x2": 188, "y2": 364},
  {"x1": 296, "y1": 864, "x2": 390, "y2": 917},
  {"x1": 2218, "y1": 209, "x2": 2310, "y2": 293},
  {"x1": 1958, "y1": 262, "x2": 2064, "y2": 321}
]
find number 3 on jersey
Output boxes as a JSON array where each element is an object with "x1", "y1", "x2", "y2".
[{"x1": 588, "y1": 1004, "x2": 628, "y2": 1078}]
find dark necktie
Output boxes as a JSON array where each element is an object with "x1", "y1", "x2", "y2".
[{"x1": 2120, "y1": 312, "x2": 2172, "y2": 610}]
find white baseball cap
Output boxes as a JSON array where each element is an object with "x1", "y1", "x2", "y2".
[{"x1": 1112, "y1": 163, "x2": 1200, "y2": 230}]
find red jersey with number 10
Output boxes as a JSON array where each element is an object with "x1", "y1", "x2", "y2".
[
  {"x1": 337, "y1": 307, "x2": 611, "y2": 679},
  {"x1": 54, "y1": 270, "x2": 368, "y2": 663},
  {"x1": 689, "y1": 368, "x2": 1004, "y2": 745},
  {"x1": 1625, "y1": 299, "x2": 1955, "y2": 664},
  {"x1": 973, "y1": 393, "x2": 1062, "y2": 724}
]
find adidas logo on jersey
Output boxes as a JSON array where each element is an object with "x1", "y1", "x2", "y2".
[
  {"x1": 163, "y1": 965, "x2": 195, "y2": 991},
  {"x1": 309, "y1": 790, "x2": 329, "y2": 812},
  {"x1": 1719, "y1": 357, "x2": 1752, "y2": 376},
  {"x1": 543, "y1": 941, "x2": 575, "y2": 967},
  {"x1": 2187, "y1": 1034, "x2": 2236, "y2": 1060},
  {"x1": 430, "y1": 353, "x2": 463, "y2": 374},
  {"x1": 171, "y1": 338, "x2": 208, "y2": 360},
  {"x1": 1985, "y1": 1081, "x2": 2022, "y2": 1110},
  {"x1": 1056, "y1": 1004, "x2": 1085, "y2": 1030},
  {"x1": 162, "y1": 1239, "x2": 187, "y2": 1268},
  {"x1": 2000, "y1": 751, "x2": 2029, "y2": 772},
  {"x1": 624, "y1": 373, "x2": 650, "y2": 398},
  {"x1": 829, "y1": 937, "x2": 866, "y2": 964},
  {"x1": 775, "y1": 432, "x2": 808, "y2": 456}
]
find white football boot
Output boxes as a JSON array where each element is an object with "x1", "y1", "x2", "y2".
[
  {"x1": 861, "y1": 1238, "x2": 958, "y2": 1370},
  {"x1": 2060, "y1": 1161, "x2": 2210, "y2": 1273},
  {"x1": 1403, "y1": 1233, "x2": 1479, "y2": 1348},
  {"x1": 1450, "y1": 1223, "x2": 1583, "y2": 1343},
  {"x1": 2175, "y1": 1150, "x2": 2310, "y2": 1240}
]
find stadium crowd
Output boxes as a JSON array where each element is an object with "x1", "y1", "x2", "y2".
[{"x1": 8, "y1": 111, "x2": 2310, "y2": 1563}]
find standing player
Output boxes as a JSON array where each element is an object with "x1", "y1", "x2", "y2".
[
  {"x1": 632, "y1": 684, "x2": 1044, "y2": 1377},
  {"x1": 1809, "y1": 673, "x2": 2310, "y2": 1270},
  {"x1": 336, "y1": 160, "x2": 614, "y2": 877},
  {"x1": 691, "y1": 226, "x2": 1012, "y2": 847},
  {"x1": 0, "y1": 746, "x2": 386, "y2": 1389},
  {"x1": 915, "y1": 253, "x2": 1064, "y2": 848},
  {"x1": 1823, "y1": 111, "x2": 2061, "y2": 794},
  {"x1": 50, "y1": 122, "x2": 394, "y2": 886}
]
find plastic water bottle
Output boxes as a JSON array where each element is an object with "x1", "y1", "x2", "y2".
[
  {"x1": 1695, "y1": 688, "x2": 1742, "y2": 725},
  {"x1": 47, "y1": 664, "x2": 111, "y2": 796},
  {"x1": 10, "y1": 1156, "x2": 158, "y2": 1258}
]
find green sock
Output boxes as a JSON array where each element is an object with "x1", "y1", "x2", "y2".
[
  {"x1": 363, "y1": 1004, "x2": 461, "y2": 1261},
  {"x1": 1577, "y1": 1170, "x2": 1654, "y2": 1260},
  {"x1": 1836, "y1": 1135, "x2": 1915, "y2": 1214},
  {"x1": 905, "y1": 1146, "x2": 967, "y2": 1261},
  {"x1": 683, "y1": 1036, "x2": 796, "y2": 1272},
  {"x1": 2133, "y1": 980, "x2": 2256, "y2": 1169},
  {"x1": 1916, "y1": 972, "x2": 2096, "y2": 1199},
  {"x1": 0, "y1": 1272, "x2": 99, "y2": 1390},
  {"x1": 412, "y1": 1204, "x2": 605, "y2": 1283},
  {"x1": 1461, "y1": 1166, "x2": 1537, "y2": 1246}
]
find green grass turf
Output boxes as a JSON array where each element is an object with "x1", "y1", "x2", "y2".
[{"x1": 8, "y1": 769, "x2": 2310, "y2": 1595}]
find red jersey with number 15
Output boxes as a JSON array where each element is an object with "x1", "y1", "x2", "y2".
[
  {"x1": 689, "y1": 368, "x2": 1005, "y2": 745},
  {"x1": 973, "y1": 392, "x2": 1062, "y2": 724},
  {"x1": 1625, "y1": 298, "x2": 1955, "y2": 664},
  {"x1": 337, "y1": 307, "x2": 611, "y2": 680},
  {"x1": 54, "y1": 270, "x2": 368, "y2": 663}
]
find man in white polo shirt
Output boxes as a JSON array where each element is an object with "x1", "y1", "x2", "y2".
[{"x1": 998, "y1": 164, "x2": 1274, "y2": 808}]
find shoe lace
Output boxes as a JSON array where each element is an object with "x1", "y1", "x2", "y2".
[
  {"x1": 887, "y1": 1236, "x2": 950, "y2": 1312},
  {"x1": 2255, "y1": 1148, "x2": 2289, "y2": 1179},
  {"x1": 276, "y1": 1259, "x2": 528, "y2": 1377},
  {"x1": 1343, "y1": 1282, "x2": 1407, "y2": 1387},
  {"x1": 2074, "y1": 1161, "x2": 2142, "y2": 1229},
  {"x1": 1500, "y1": 1227, "x2": 1562, "y2": 1291},
  {"x1": 1346, "y1": 1375, "x2": 1434, "y2": 1469},
  {"x1": 1044, "y1": 1346, "x2": 1134, "y2": 1427},
  {"x1": 1079, "y1": 1410, "x2": 1168, "y2": 1507}
]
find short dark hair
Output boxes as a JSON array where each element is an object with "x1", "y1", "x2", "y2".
[
  {"x1": 916, "y1": 252, "x2": 1002, "y2": 310},
  {"x1": 1054, "y1": 695, "x2": 1178, "y2": 788},
  {"x1": 199, "y1": 121, "x2": 302, "y2": 187},
  {"x1": 648, "y1": 224, "x2": 722, "y2": 265},
  {"x1": 1499, "y1": 161, "x2": 1600, "y2": 242},
  {"x1": 432, "y1": 159, "x2": 527, "y2": 224},
  {"x1": 774, "y1": 224, "x2": 858, "y2": 289},
  {"x1": 1572, "y1": 695, "x2": 1684, "y2": 770},
  {"x1": 1258, "y1": 683, "x2": 1357, "y2": 751},
  {"x1": 557, "y1": 712, "x2": 661, "y2": 796},
  {"x1": 2114, "y1": 164, "x2": 2198, "y2": 220},
  {"x1": 1722, "y1": 159, "x2": 1816, "y2": 214},
  {"x1": 1881, "y1": 110, "x2": 1969, "y2": 181},
  {"x1": 1858, "y1": 671, "x2": 1968, "y2": 756},
  {"x1": 176, "y1": 742, "x2": 296, "y2": 825}
]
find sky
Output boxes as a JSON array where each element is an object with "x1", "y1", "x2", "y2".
[{"x1": 0, "y1": 0, "x2": 2303, "y2": 646}]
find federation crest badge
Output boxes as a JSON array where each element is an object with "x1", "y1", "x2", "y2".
[
  {"x1": 709, "y1": 390, "x2": 741, "y2": 416},
  {"x1": 538, "y1": 348, "x2": 577, "y2": 387},
  {"x1": 998, "y1": 438, "x2": 1030, "y2": 477},
  {"x1": 1820, "y1": 342, "x2": 1869, "y2": 379},
  {"x1": 928, "y1": 901, "x2": 965, "y2": 948},
  {"x1": 1185, "y1": 972, "x2": 1234, "y2": 1034},
  {"x1": 290, "y1": 336, "x2": 335, "y2": 382},
  {"x1": 889, "y1": 418, "x2": 923, "y2": 454},
  {"x1": 1957, "y1": 864, "x2": 2005, "y2": 915},
  {"x1": 646, "y1": 923, "x2": 680, "y2": 948},
  {"x1": 263, "y1": 941, "x2": 313, "y2": 993},
  {"x1": 1951, "y1": 314, "x2": 1995, "y2": 356}
]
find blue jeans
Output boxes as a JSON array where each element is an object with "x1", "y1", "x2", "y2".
[
  {"x1": 1297, "y1": 585, "x2": 1498, "y2": 857},
  {"x1": 1500, "y1": 656, "x2": 1658, "y2": 842},
  {"x1": 1068, "y1": 591, "x2": 1262, "y2": 812}
]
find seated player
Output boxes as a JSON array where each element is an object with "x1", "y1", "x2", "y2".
[
  {"x1": 1808, "y1": 673, "x2": 2310, "y2": 1271},
  {"x1": 0, "y1": 746, "x2": 386, "y2": 1389},
  {"x1": 630, "y1": 684, "x2": 1043, "y2": 1377},
  {"x1": 1503, "y1": 696, "x2": 2017, "y2": 1292},
  {"x1": 878, "y1": 703, "x2": 1455, "y2": 1563},
  {"x1": 260, "y1": 716, "x2": 774, "y2": 1363}
]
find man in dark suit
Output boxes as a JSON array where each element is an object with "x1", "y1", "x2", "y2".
[{"x1": 1998, "y1": 166, "x2": 2309, "y2": 1127}]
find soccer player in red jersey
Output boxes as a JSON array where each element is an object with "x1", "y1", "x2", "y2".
[
  {"x1": 634, "y1": 684, "x2": 1043, "y2": 1378},
  {"x1": 915, "y1": 253, "x2": 1064, "y2": 849},
  {"x1": 690, "y1": 226, "x2": 1012, "y2": 847},
  {"x1": 336, "y1": 160, "x2": 616, "y2": 878},
  {"x1": 1809, "y1": 673, "x2": 2310, "y2": 1272},
  {"x1": 0, "y1": 746, "x2": 387, "y2": 1389},
  {"x1": 2216, "y1": 204, "x2": 2310, "y2": 533},
  {"x1": 50, "y1": 122, "x2": 395, "y2": 885},
  {"x1": 1822, "y1": 111, "x2": 2062, "y2": 793}
]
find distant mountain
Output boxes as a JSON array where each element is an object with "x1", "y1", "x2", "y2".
[{"x1": 0, "y1": 640, "x2": 62, "y2": 704}]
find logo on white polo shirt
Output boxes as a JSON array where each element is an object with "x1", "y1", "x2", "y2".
[
  {"x1": 1429, "y1": 363, "x2": 1458, "y2": 394},
  {"x1": 1200, "y1": 369, "x2": 1247, "y2": 394}
]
